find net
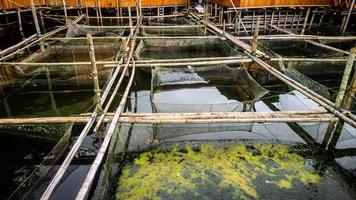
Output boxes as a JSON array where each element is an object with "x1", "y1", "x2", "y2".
[{"x1": 151, "y1": 65, "x2": 269, "y2": 113}]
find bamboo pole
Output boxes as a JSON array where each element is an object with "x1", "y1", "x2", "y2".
[
  {"x1": 335, "y1": 48, "x2": 356, "y2": 108},
  {"x1": 301, "y1": 7, "x2": 310, "y2": 35},
  {"x1": 0, "y1": 112, "x2": 333, "y2": 125},
  {"x1": 269, "y1": 24, "x2": 350, "y2": 55},
  {"x1": 128, "y1": 7, "x2": 133, "y2": 36},
  {"x1": 30, "y1": 0, "x2": 44, "y2": 52},
  {"x1": 39, "y1": 9, "x2": 46, "y2": 32},
  {"x1": 16, "y1": 9, "x2": 25, "y2": 39},
  {"x1": 252, "y1": 17, "x2": 260, "y2": 53},
  {"x1": 87, "y1": 34, "x2": 102, "y2": 112},
  {"x1": 76, "y1": 42, "x2": 137, "y2": 200},
  {"x1": 0, "y1": 34, "x2": 36, "y2": 57},
  {"x1": 0, "y1": 15, "x2": 85, "y2": 62},
  {"x1": 341, "y1": 0, "x2": 355, "y2": 34},
  {"x1": 62, "y1": 0, "x2": 68, "y2": 23},
  {"x1": 308, "y1": 10, "x2": 315, "y2": 31},
  {"x1": 40, "y1": 16, "x2": 142, "y2": 200},
  {"x1": 246, "y1": 52, "x2": 356, "y2": 128}
]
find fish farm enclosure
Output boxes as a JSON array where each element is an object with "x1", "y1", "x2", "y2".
[{"x1": 1, "y1": 0, "x2": 356, "y2": 199}]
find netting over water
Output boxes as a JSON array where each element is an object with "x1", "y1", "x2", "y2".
[
  {"x1": 151, "y1": 65, "x2": 268, "y2": 113},
  {"x1": 66, "y1": 21, "x2": 126, "y2": 37},
  {"x1": 135, "y1": 38, "x2": 244, "y2": 59}
]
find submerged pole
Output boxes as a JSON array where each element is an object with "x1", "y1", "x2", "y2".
[
  {"x1": 30, "y1": 0, "x2": 44, "y2": 51},
  {"x1": 87, "y1": 34, "x2": 102, "y2": 112}
]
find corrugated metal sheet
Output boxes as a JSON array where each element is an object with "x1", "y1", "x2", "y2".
[{"x1": 0, "y1": 0, "x2": 188, "y2": 10}]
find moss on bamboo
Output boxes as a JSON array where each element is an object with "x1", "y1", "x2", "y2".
[{"x1": 116, "y1": 143, "x2": 321, "y2": 199}]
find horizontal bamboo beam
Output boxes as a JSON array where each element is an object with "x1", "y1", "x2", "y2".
[
  {"x1": 41, "y1": 35, "x2": 356, "y2": 41},
  {"x1": 0, "y1": 110, "x2": 332, "y2": 125},
  {"x1": 1, "y1": 57, "x2": 348, "y2": 67},
  {"x1": 269, "y1": 24, "x2": 350, "y2": 55}
]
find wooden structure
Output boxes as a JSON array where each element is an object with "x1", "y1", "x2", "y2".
[
  {"x1": 210, "y1": 0, "x2": 332, "y2": 8},
  {"x1": 0, "y1": 0, "x2": 188, "y2": 10}
]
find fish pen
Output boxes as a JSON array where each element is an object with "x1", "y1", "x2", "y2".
[{"x1": 0, "y1": 0, "x2": 356, "y2": 199}]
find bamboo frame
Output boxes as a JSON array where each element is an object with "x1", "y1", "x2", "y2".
[{"x1": 0, "y1": 110, "x2": 333, "y2": 125}]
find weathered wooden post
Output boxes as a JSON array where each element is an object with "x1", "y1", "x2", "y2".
[
  {"x1": 301, "y1": 7, "x2": 311, "y2": 35},
  {"x1": 87, "y1": 34, "x2": 102, "y2": 112},
  {"x1": 30, "y1": 0, "x2": 44, "y2": 52},
  {"x1": 252, "y1": 17, "x2": 260, "y2": 53}
]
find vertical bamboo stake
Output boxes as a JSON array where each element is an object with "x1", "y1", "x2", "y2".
[
  {"x1": 301, "y1": 7, "x2": 310, "y2": 35},
  {"x1": 269, "y1": 9, "x2": 275, "y2": 34},
  {"x1": 342, "y1": 69, "x2": 356, "y2": 110},
  {"x1": 283, "y1": 10, "x2": 288, "y2": 28},
  {"x1": 97, "y1": 0, "x2": 103, "y2": 26},
  {"x1": 128, "y1": 7, "x2": 133, "y2": 36},
  {"x1": 308, "y1": 10, "x2": 315, "y2": 31},
  {"x1": 30, "y1": 0, "x2": 44, "y2": 52},
  {"x1": 87, "y1": 34, "x2": 102, "y2": 112},
  {"x1": 95, "y1": 6, "x2": 100, "y2": 25},
  {"x1": 85, "y1": 5, "x2": 89, "y2": 24},
  {"x1": 204, "y1": 3, "x2": 208, "y2": 35},
  {"x1": 277, "y1": 9, "x2": 281, "y2": 27},
  {"x1": 116, "y1": 0, "x2": 120, "y2": 24},
  {"x1": 335, "y1": 47, "x2": 356, "y2": 108},
  {"x1": 264, "y1": 9, "x2": 267, "y2": 33},
  {"x1": 252, "y1": 17, "x2": 260, "y2": 53},
  {"x1": 341, "y1": 0, "x2": 355, "y2": 34},
  {"x1": 223, "y1": 19, "x2": 226, "y2": 36},
  {"x1": 295, "y1": 10, "x2": 303, "y2": 31},
  {"x1": 318, "y1": 12, "x2": 325, "y2": 26},
  {"x1": 62, "y1": 0, "x2": 68, "y2": 23},
  {"x1": 174, "y1": 2, "x2": 177, "y2": 21},
  {"x1": 252, "y1": 10, "x2": 255, "y2": 32},
  {"x1": 17, "y1": 9, "x2": 25, "y2": 39},
  {"x1": 214, "y1": 3, "x2": 217, "y2": 17},
  {"x1": 39, "y1": 9, "x2": 45, "y2": 33},
  {"x1": 291, "y1": 9, "x2": 297, "y2": 30}
]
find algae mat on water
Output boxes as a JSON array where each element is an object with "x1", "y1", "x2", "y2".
[{"x1": 116, "y1": 143, "x2": 342, "y2": 200}]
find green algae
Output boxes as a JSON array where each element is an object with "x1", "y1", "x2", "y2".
[{"x1": 116, "y1": 143, "x2": 321, "y2": 200}]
